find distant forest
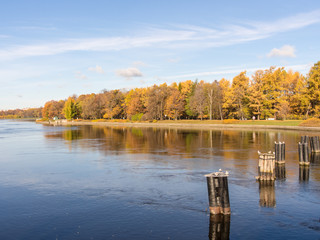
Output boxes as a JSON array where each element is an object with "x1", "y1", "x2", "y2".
[{"x1": 1, "y1": 61, "x2": 320, "y2": 121}]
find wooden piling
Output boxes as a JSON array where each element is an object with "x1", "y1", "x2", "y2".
[
  {"x1": 298, "y1": 142, "x2": 310, "y2": 165},
  {"x1": 259, "y1": 181, "x2": 276, "y2": 208},
  {"x1": 209, "y1": 214, "x2": 230, "y2": 240},
  {"x1": 301, "y1": 136, "x2": 310, "y2": 153},
  {"x1": 256, "y1": 152, "x2": 276, "y2": 181},
  {"x1": 274, "y1": 142, "x2": 285, "y2": 164},
  {"x1": 310, "y1": 136, "x2": 320, "y2": 153},
  {"x1": 205, "y1": 170, "x2": 230, "y2": 215}
]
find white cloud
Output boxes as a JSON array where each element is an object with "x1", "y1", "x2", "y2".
[
  {"x1": 75, "y1": 71, "x2": 87, "y2": 80},
  {"x1": 88, "y1": 65, "x2": 104, "y2": 74},
  {"x1": 116, "y1": 67, "x2": 143, "y2": 79},
  {"x1": 267, "y1": 45, "x2": 296, "y2": 58},
  {"x1": 0, "y1": 9, "x2": 319, "y2": 60},
  {"x1": 132, "y1": 61, "x2": 147, "y2": 67}
]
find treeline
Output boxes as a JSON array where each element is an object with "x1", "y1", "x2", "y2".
[
  {"x1": 0, "y1": 108, "x2": 42, "y2": 119},
  {"x1": 2, "y1": 61, "x2": 320, "y2": 121}
]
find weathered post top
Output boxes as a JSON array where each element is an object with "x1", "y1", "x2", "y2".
[{"x1": 205, "y1": 169, "x2": 229, "y2": 178}]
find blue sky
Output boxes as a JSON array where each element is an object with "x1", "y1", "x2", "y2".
[{"x1": 1, "y1": 0, "x2": 320, "y2": 110}]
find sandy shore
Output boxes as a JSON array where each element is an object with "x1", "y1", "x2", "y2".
[{"x1": 39, "y1": 120, "x2": 320, "y2": 132}]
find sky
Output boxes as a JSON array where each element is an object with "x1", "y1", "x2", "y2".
[{"x1": 1, "y1": 0, "x2": 320, "y2": 110}]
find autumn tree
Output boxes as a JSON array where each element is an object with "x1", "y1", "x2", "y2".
[
  {"x1": 227, "y1": 72, "x2": 249, "y2": 120},
  {"x1": 189, "y1": 81, "x2": 207, "y2": 120},
  {"x1": 124, "y1": 88, "x2": 146, "y2": 119},
  {"x1": 42, "y1": 100, "x2": 65, "y2": 119},
  {"x1": 204, "y1": 81, "x2": 222, "y2": 120},
  {"x1": 306, "y1": 61, "x2": 320, "y2": 116},
  {"x1": 248, "y1": 70, "x2": 265, "y2": 120},
  {"x1": 286, "y1": 70, "x2": 309, "y2": 118},
  {"x1": 165, "y1": 86, "x2": 184, "y2": 120},
  {"x1": 219, "y1": 78, "x2": 231, "y2": 119},
  {"x1": 102, "y1": 90, "x2": 125, "y2": 119},
  {"x1": 63, "y1": 97, "x2": 80, "y2": 120},
  {"x1": 145, "y1": 83, "x2": 168, "y2": 120},
  {"x1": 79, "y1": 94, "x2": 105, "y2": 119}
]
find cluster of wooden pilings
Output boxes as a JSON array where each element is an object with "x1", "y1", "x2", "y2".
[
  {"x1": 256, "y1": 152, "x2": 276, "y2": 181},
  {"x1": 205, "y1": 135, "x2": 318, "y2": 219}
]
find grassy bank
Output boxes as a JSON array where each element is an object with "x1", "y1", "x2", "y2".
[{"x1": 155, "y1": 119, "x2": 303, "y2": 126}]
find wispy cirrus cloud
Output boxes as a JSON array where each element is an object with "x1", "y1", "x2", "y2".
[
  {"x1": 166, "y1": 64, "x2": 311, "y2": 79},
  {"x1": 0, "y1": 10, "x2": 319, "y2": 60}
]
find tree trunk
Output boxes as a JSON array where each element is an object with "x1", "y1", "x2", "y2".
[{"x1": 219, "y1": 104, "x2": 223, "y2": 120}]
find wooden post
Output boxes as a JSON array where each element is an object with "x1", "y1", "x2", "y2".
[
  {"x1": 205, "y1": 170, "x2": 230, "y2": 215},
  {"x1": 259, "y1": 181, "x2": 276, "y2": 208},
  {"x1": 209, "y1": 214, "x2": 230, "y2": 240},
  {"x1": 256, "y1": 152, "x2": 276, "y2": 181},
  {"x1": 310, "y1": 137, "x2": 315, "y2": 152},
  {"x1": 274, "y1": 142, "x2": 285, "y2": 164},
  {"x1": 301, "y1": 136, "x2": 310, "y2": 153},
  {"x1": 310, "y1": 136, "x2": 320, "y2": 153},
  {"x1": 299, "y1": 165, "x2": 309, "y2": 182},
  {"x1": 298, "y1": 142, "x2": 310, "y2": 165}
]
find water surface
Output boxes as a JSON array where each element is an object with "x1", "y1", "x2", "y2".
[{"x1": 0, "y1": 120, "x2": 319, "y2": 239}]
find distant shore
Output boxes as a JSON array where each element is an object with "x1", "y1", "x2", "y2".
[{"x1": 37, "y1": 119, "x2": 320, "y2": 132}]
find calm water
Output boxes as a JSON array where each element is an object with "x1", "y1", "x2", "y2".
[{"x1": 0, "y1": 120, "x2": 319, "y2": 239}]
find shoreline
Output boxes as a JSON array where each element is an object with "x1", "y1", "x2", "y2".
[{"x1": 38, "y1": 120, "x2": 320, "y2": 132}]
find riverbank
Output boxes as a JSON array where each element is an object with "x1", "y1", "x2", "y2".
[{"x1": 37, "y1": 119, "x2": 320, "y2": 132}]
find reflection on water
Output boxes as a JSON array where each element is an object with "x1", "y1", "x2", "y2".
[
  {"x1": 45, "y1": 125, "x2": 305, "y2": 161},
  {"x1": 209, "y1": 214, "x2": 230, "y2": 240},
  {"x1": 275, "y1": 164, "x2": 286, "y2": 180},
  {"x1": 259, "y1": 181, "x2": 276, "y2": 208},
  {"x1": 310, "y1": 153, "x2": 320, "y2": 164},
  {"x1": 299, "y1": 165, "x2": 310, "y2": 182},
  {"x1": 1, "y1": 121, "x2": 320, "y2": 239}
]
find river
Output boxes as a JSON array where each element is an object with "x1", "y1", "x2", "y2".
[{"x1": 0, "y1": 120, "x2": 319, "y2": 239}]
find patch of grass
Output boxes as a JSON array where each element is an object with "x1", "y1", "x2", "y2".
[
  {"x1": 158, "y1": 119, "x2": 303, "y2": 126},
  {"x1": 238, "y1": 120, "x2": 302, "y2": 126},
  {"x1": 299, "y1": 118, "x2": 320, "y2": 127}
]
